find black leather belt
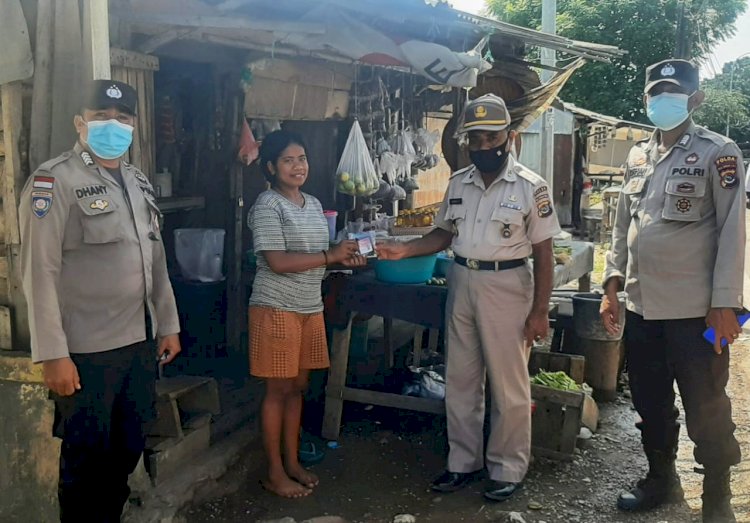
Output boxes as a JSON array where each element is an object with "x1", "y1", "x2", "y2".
[{"x1": 454, "y1": 256, "x2": 526, "y2": 271}]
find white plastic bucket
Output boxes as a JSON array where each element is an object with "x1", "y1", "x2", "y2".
[{"x1": 174, "y1": 228, "x2": 225, "y2": 282}]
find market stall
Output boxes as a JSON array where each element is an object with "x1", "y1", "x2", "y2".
[{"x1": 321, "y1": 240, "x2": 594, "y2": 448}]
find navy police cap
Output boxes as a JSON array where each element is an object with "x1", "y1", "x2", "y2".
[
  {"x1": 644, "y1": 59, "x2": 700, "y2": 94},
  {"x1": 81, "y1": 80, "x2": 137, "y2": 115}
]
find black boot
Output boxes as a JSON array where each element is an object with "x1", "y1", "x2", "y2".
[
  {"x1": 617, "y1": 450, "x2": 684, "y2": 511},
  {"x1": 702, "y1": 468, "x2": 736, "y2": 523}
]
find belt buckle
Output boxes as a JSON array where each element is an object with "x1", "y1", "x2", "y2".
[{"x1": 467, "y1": 259, "x2": 480, "y2": 270}]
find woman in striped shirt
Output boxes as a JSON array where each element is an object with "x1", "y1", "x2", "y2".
[{"x1": 248, "y1": 130, "x2": 365, "y2": 498}]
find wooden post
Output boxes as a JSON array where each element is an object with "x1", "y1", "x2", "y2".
[
  {"x1": 84, "y1": 0, "x2": 112, "y2": 80},
  {"x1": 322, "y1": 317, "x2": 353, "y2": 441},
  {"x1": 2, "y1": 82, "x2": 29, "y2": 349},
  {"x1": 2, "y1": 82, "x2": 23, "y2": 246}
]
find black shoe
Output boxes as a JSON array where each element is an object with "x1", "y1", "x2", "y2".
[
  {"x1": 617, "y1": 476, "x2": 684, "y2": 511},
  {"x1": 702, "y1": 469, "x2": 736, "y2": 523},
  {"x1": 431, "y1": 470, "x2": 479, "y2": 493},
  {"x1": 617, "y1": 450, "x2": 684, "y2": 511},
  {"x1": 483, "y1": 481, "x2": 523, "y2": 502}
]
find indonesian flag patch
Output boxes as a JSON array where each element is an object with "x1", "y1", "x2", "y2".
[{"x1": 32, "y1": 176, "x2": 55, "y2": 190}]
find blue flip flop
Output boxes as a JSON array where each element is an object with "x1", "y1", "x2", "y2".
[{"x1": 299, "y1": 440, "x2": 325, "y2": 465}]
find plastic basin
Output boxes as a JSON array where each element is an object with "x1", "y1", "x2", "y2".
[
  {"x1": 434, "y1": 253, "x2": 453, "y2": 277},
  {"x1": 374, "y1": 255, "x2": 437, "y2": 284}
]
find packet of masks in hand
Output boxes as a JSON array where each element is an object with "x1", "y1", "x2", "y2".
[
  {"x1": 703, "y1": 312, "x2": 750, "y2": 348},
  {"x1": 347, "y1": 232, "x2": 375, "y2": 257}
]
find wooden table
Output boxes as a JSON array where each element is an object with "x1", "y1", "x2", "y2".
[{"x1": 321, "y1": 242, "x2": 595, "y2": 440}]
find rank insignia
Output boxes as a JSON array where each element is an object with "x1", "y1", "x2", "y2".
[
  {"x1": 678, "y1": 134, "x2": 691, "y2": 147},
  {"x1": 80, "y1": 151, "x2": 95, "y2": 167},
  {"x1": 90, "y1": 199, "x2": 109, "y2": 211},
  {"x1": 31, "y1": 191, "x2": 53, "y2": 218},
  {"x1": 676, "y1": 198, "x2": 692, "y2": 213}
]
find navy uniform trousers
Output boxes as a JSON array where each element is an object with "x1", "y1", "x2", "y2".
[
  {"x1": 51, "y1": 340, "x2": 156, "y2": 523},
  {"x1": 624, "y1": 311, "x2": 741, "y2": 470}
]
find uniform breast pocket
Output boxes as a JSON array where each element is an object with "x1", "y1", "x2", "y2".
[
  {"x1": 488, "y1": 208, "x2": 525, "y2": 246},
  {"x1": 622, "y1": 177, "x2": 646, "y2": 217},
  {"x1": 77, "y1": 198, "x2": 123, "y2": 244},
  {"x1": 662, "y1": 176, "x2": 707, "y2": 222}
]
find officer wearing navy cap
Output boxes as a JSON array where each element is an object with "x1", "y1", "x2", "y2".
[
  {"x1": 602, "y1": 59, "x2": 745, "y2": 522},
  {"x1": 19, "y1": 79, "x2": 181, "y2": 522},
  {"x1": 378, "y1": 94, "x2": 561, "y2": 502}
]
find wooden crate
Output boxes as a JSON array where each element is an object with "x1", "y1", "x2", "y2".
[{"x1": 529, "y1": 350, "x2": 586, "y2": 460}]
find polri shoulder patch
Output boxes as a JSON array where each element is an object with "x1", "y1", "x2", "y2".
[
  {"x1": 31, "y1": 190, "x2": 53, "y2": 218},
  {"x1": 715, "y1": 155, "x2": 739, "y2": 189}
]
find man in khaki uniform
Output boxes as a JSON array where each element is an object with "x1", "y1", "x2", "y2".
[
  {"x1": 19, "y1": 80, "x2": 181, "y2": 522},
  {"x1": 601, "y1": 60, "x2": 745, "y2": 523},
  {"x1": 378, "y1": 94, "x2": 560, "y2": 501}
]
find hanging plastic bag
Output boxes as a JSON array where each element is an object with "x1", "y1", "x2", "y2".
[
  {"x1": 237, "y1": 118, "x2": 259, "y2": 166},
  {"x1": 336, "y1": 120, "x2": 379, "y2": 197}
]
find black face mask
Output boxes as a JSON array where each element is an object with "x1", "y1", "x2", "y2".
[{"x1": 469, "y1": 141, "x2": 510, "y2": 173}]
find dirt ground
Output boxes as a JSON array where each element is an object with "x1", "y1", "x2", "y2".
[
  {"x1": 183, "y1": 228, "x2": 750, "y2": 523},
  {"x1": 183, "y1": 340, "x2": 750, "y2": 523}
]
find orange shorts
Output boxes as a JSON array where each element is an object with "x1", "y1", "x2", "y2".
[{"x1": 248, "y1": 306, "x2": 330, "y2": 378}]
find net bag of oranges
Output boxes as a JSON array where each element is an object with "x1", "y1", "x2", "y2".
[{"x1": 336, "y1": 120, "x2": 379, "y2": 197}]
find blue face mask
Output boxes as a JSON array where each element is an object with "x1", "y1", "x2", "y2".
[
  {"x1": 84, "y1": 119, "x2": 134, "y2": 160},
  {"x1": 646, "y1": 92, "x2": 692, "y2": 131}
]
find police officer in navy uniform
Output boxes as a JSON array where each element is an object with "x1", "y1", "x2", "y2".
[
  {"x1": 19, "y1": 80, "x2": 182, "y2": 522},
  {"x1": 602, "y1": 60, "x2": 745, "y2": 523}
]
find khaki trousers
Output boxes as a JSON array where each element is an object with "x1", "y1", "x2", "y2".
[{"x1": 445, "y1": 263, "x2": 533, "y2": 483}]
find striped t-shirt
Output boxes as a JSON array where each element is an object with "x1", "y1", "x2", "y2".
[{"x1": 248, "y1": 190, "x2": 329, "y2": 313}]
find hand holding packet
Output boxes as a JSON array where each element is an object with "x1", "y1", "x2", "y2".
[{"x1": 703, "y1": 312, "x2": 750, "y2": 348}]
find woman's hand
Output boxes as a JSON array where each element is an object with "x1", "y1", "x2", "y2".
[
  {"x1": 340, "y1": 253, "x2": 368, "y2": 267},
  {"x1": 327, "y1": 240, "x2": 360, "y2": 264}
]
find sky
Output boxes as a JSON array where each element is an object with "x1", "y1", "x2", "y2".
[{"x1": 449, "y1": 0, "x2": 750, "y2": 78}]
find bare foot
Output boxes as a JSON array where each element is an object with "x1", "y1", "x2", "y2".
[
  {"x1": 261, "y1": 472, "x2": 312, "y2": 498},
  {"x1": 285, "y1": 462, "x2": 319, "y2": 489}
]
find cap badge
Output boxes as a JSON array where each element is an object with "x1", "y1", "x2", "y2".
[
  {"x1": 474, "y1": 105, "x2": 487, "y2": 118},
  {"x1": 105, "y1": 85, "x2": 123, "y2": 99},
  {"x1": 661, "y1": 63, "x2": 676, "y2": 77}
]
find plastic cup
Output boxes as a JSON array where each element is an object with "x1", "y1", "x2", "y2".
[{"x1": 323, "y1": 210, "x2": 338, "y2": 241}]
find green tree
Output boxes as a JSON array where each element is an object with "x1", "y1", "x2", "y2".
[
  {"x1": 487, "y1": 0, "x2": 747, "y2": 123},
  {"x1": 694, "y1": 87, "x2": 750, "y2": 141},
  {"x1": 697, "y1": 57, "x2": 750, "y2": 145}
]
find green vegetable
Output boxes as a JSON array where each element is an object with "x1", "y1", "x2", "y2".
[{"x1": 530, "y1": 369, "x2": 581, "y2": 391}]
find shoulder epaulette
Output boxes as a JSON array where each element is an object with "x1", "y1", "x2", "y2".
[
  {"x1": 514, "y1": 164, "x2": 546, "y2": 186},
  {"x1": 694, "y1": 125, "x2": 735, "y2": 147},
  {"x1": 35, "y1": 151, "x2": 73, "y2": 175},
  {"x1": 450, "y1": 165, "x2": 474, "y2": 179}
]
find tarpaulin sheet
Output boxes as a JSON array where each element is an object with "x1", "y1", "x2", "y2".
[{"x1": 0, "y1": 0, "x2": 33, "y2": 84}]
